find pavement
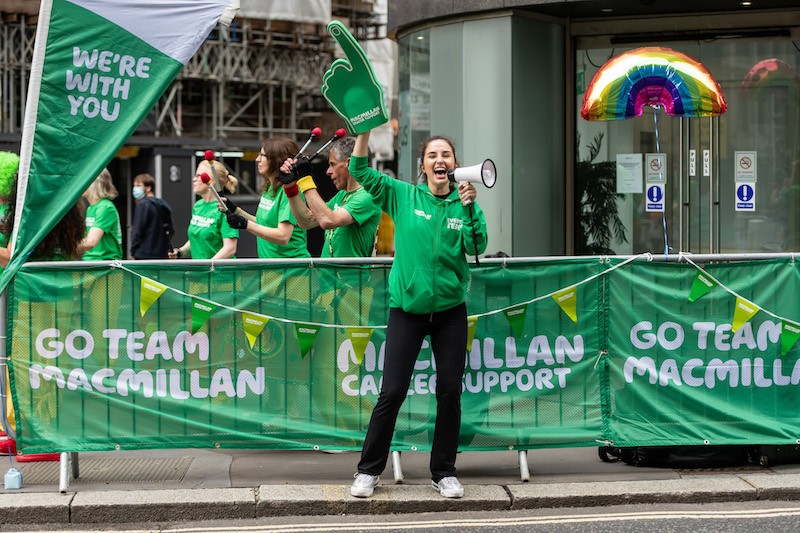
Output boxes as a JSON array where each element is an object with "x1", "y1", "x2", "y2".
[{"x1": 2, "y1": 446, "x2": 800, "y2": 526}]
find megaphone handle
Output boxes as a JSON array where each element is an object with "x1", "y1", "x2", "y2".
[{"x1": 468, "y1": 203, "x2": 480, "y2": 266}]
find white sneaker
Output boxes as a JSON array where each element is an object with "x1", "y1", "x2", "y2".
[
  {"x1": 432, "y1": 476, "x2": 464, "y2": 498},
  {"x1": 350, "y1": 473, "x2": 379, "y2": 497}
]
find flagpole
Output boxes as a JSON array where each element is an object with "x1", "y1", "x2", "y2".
[{"x1": 10, "y1": 0, "x2": 53, "y2": 258}]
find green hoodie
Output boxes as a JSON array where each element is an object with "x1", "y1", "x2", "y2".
[{"x1": 349, "y1": 155, "x2": 488, "y2": 314}]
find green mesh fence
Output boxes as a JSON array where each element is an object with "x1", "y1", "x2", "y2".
[{"x1": 5, "y1": 257, "x2": 800, "y2": 453}]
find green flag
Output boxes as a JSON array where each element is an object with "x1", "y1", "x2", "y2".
[
  {"x1": 466, "y1": 315, "x2": 479, "y2": 351},
  {"x1": 552, "y1": 286, "x2": 578, "y2": 323},
  {"x1": 242, "y1": 312, "x2": 269, "y2": 349},
  {"x1": 294, "y1": 323, "x2": 321, "y2": 358},
  {"x1": 504, "y1": 305, "x2": 528, "y2": 338},
  {"x1": 688, "y1": 270, "x2": 718, "y2": 302},
  {"x1": 0, "y1": 0, "x2": 237, "y2": 293},
  {"x1": 732, "y1": 297, "x2": 760, "y2": 333},
  {"x1": 321, "y1": 21, "x2": 389, "y2": 134},
  {"x1": 781, "y1": 320, "x2": 800, "y2": 356},
  {"x1": 139, "y1": 277, "x2": 166, "y2": 317},
  {"x1": 190, "y1": 298, "x2": 217, "y2": 334},
  {"x1": 346, "y1": 328, "x2": 374, "y2": 364}
]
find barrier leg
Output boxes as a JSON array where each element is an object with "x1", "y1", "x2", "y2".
[
  {"x1": 70, "y1": 452, "x2": 79, "y2": 478},
  {"x1": 58, "y1": 452, "x2": 71, "y2": 493},
  {"x1": 519, "y1": 450, "x2": 530, "y2": 482},
  {"x1": 391, "y1": 450, "x2": 403, "y2": 484}
]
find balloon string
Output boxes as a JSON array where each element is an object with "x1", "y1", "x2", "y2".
[{"x1": 654, "y1": 108, "x2": 669, "y2": 257}]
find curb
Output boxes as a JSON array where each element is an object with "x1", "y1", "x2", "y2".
[{"x1": 2, "y1": 476, "x2": 800, "y2": 525}]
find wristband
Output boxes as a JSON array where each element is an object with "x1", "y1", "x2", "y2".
[
  {"x1": 176, "y1": 248, "x2": 182, "y2": 258},
  {"x1": 284, "y1": 182, "x2": 299, "y2": 198},
  {"x1": 297, "y1": 175, "x2": 317, "y2": 193}
]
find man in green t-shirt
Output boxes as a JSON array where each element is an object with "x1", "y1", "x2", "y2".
[{"x1": 283, "y1": 137, "x2": 381, "y2": 258}]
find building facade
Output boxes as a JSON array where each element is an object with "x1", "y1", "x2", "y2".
[
  {"x1": 0, "y1": 0, "x2": 391, "y2": 257},
  {"x1": 389, "y1": 0, "x2": 800, "y2": 256}
]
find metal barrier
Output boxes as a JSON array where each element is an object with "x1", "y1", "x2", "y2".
[{"x1": 1, "y1": 253, "x2": 798, "y2": 490}]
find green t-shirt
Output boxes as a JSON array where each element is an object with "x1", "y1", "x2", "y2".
[
  {"x1": 83, "y1": 198, "x2": 122, "y2": 260},
  {"x1": 322, "y1": 187, "x2": 381, "y2": 258},
  {"x1": 187, "y1": 199, "x2": 239, "y2": 259},
  {"x1": 255, "y1": 187, "x2": 310, "y2": 259}
]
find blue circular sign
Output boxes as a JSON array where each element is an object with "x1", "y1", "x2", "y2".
[
  {"x1": 737, "y1": 184, "x2": 754, "y2": 201},
  {"x1": 647, "y1": 185, "x2": 664, "y2": 202}
]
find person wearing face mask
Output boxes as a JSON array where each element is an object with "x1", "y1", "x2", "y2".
[
  {"x1": 345, "y1": 130, "x2": 488, "y2": 500},
  {"x1": 130, "y1": 173, "x2": 174, "y2": 259}
]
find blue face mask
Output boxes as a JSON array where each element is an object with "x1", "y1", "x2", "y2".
[{"x1": 132, "y1": 186, "x2": 146, "y2": 200}]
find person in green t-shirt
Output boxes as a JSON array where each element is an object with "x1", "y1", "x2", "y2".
[
  {"x1": 169, "y1": 160, "x2": 239, "y2": 260},
  {"x1": 78, "y1": 169, "x2": 123, "y2": 261},
  {"x1": 222, "y1": 137, "x2": 310, "y2": 258},
  {"x1": 281, "y1": 136, "x2": 381, "y2": 258}
]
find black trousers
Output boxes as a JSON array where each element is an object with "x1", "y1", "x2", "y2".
[{"x1": 357, "y1": 302, "x2": 467, "y2": 482}]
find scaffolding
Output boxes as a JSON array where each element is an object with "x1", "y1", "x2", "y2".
[{"x1": 0, "y1": 2, "x2": 385, "y2": 147}]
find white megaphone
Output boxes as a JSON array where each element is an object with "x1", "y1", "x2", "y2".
[{"x1": 447, "y1": 159, "x2": 497, "y2": 188}]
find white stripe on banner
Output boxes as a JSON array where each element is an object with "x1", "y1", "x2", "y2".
[
  {"x1": 10, "y1": 0, "x2": 54, "y2": 255},
  {"x1": 66, "y1": 0, "x2": 239, "y2": 64}
]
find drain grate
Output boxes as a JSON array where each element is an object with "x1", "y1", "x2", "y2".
[{"x1": 17, "y1": 456, "x2": 193, "y2": 485}]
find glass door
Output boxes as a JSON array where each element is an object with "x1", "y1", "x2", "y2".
[{"x1": 575, "y1": 38, "x2": 800, "y2": 255}]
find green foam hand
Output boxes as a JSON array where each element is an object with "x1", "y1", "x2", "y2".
[{"x1": 322, "y1": 21, "x2": 389, "y2": 134}]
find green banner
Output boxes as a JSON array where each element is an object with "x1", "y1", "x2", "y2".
[
  {"x1": 606, "y1": 258, "x2": 799, "y2": 446},
  {"x1": 6, "y1": 258, "x2": 799, "y2": 454}
]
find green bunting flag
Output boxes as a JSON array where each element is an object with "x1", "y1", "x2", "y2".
[
  {"x1": 190, "y1": 298, "x2": 217, "y2": 334},
  {"x1": 139, "y1": 277, "x2": 167, "y2": 316},
  {"x1": 781, "y1": 320, "x2": 800, "y2": 356},
  {"x1": 466, "y1": 315, "x2": 479, "y2": 351},
  {"x1": 504, "y1": 305, "x2": 528, "y2": 338},
  {"x1": 552, "y1": 286, "x2": 578, "y2": 323},
  {"x1": 346, "y1": 328, "x2": 374, "y2": 364},
  {"x1": 732, "y1": 297, "x2": 760, "y2": 333},
  {"x1": 688, "y1": 271, "x2": 717, "y2": 302},
  {"x1": 294, "y1": 323, "x2": 321, "y2": 358},
  {"x1": 242, "y1": 312, "x2": 269, "y2": 349}
]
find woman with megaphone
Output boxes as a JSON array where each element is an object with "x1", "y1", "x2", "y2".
[{"x1": 347, "y1": 130, "x2": 488, "y2": 500}]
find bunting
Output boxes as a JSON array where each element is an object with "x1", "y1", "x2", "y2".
[
  {"x1": 346, "y1": 328, "x2": 374, "y2": 364},
  {"x1": 241, "y1": 312, "x2": 269, "y2": 349},
  {"x1": 294, "y1": 323, "x2": 321, "y2": 358},
  {"x1": 552, "y1": 286, "x2": 578, "y2": 323},
  {"x1": 139, "y1": 277, "x2": 166, "y2": 316}
]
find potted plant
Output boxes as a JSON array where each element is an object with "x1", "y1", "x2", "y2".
[{"x1": 574, "y1": 132, "x2": 628, "y2": 255}]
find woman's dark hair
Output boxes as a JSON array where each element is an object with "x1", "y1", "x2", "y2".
[
  {"x1": 418, "y1": 135, "x2": 458, "y2": 165},
  {"x1": 261, "y1": 137, "x2": 300, "y2": 194},
  {"x1": 0, "y1": 175, "x2": 85, "y2": 260},
  {"x1": 417, "y1": 135, "x2": 459, "y2": 184}
]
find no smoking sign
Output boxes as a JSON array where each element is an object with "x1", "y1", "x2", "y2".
[{"x1": 734, "y1": 151, "x2": 757, "y2": 181}]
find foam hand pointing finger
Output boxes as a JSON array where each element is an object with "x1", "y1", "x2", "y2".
[{"x1": 322, "y1": 21, "x2": 389, "y2": 134}]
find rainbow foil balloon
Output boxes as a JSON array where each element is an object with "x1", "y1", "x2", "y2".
[{"x1": 581, "y1": 47, "x2": 727, "y2": 121}]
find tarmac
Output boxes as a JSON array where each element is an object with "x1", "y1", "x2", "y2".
[{"x1": 2, "y1": 446, "x2": 800, "y2": 526}]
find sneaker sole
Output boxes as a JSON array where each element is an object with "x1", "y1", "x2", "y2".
[{"x1": 350, "y1": 488, "x2": 374, "y2": 498}]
